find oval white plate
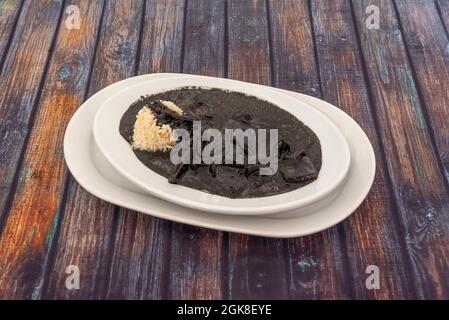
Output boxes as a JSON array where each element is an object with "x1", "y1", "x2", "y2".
[
  {"x1": 93, "y1": 76, "x2": 350, "y2": 215},
  {"x1": 64, "y1": 73, "x2": 376, "y2": 237}
]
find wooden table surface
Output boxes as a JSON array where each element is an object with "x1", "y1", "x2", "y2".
[{"x1": 0, "y1": 0, "x2": 448, "y2": 300}]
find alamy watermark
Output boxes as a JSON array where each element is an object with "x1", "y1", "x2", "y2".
[
  {"x1": 170, "y1": 122, "x2": 279, "y2": 176},
  {"x1": 62, "y1": 263, "x2": 380, "y2": 291},
  {"x1": 365, "y1": 5, "x2": 380, "y2": 30},
  {"x1": 365, "y1": 265, "x2": 380, "y2": 290},
  {"x1": 65, "y1": 5, "x2": 81, "y2": 30},
  {"x1": 65, "y1": 264, "x2": 80, "y2": 290}
]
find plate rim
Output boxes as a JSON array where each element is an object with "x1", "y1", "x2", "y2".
[
  {"x1": 64, "y1": 73, "x2": 376, "y2": 238},
  {"x1": 93, "y1": 75, "x2": 351, "y2": 215}
]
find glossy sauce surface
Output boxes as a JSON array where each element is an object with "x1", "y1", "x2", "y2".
[{"x1": 120, "y1": 88, "x2": 322, "y2": 198}]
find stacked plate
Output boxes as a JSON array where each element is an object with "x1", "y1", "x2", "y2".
[{"x1": 64, "y1": 73, "x2": 375, "y2": 237}]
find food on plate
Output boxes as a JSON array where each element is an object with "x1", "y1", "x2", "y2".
[{"x1": 119, "y1": 87, "x2": 322, "y2": 198}]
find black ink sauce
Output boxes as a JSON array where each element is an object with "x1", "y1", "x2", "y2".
[{"x1": 119, "y1": 87, "x2": 321, "y2": 198}]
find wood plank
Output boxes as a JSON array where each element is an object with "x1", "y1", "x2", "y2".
[
  {"x1": 352, "y1": 0, "x2": 449, "y2": 299},
  {"x1": 437, "y1": 0, "x2": 449, "y2": 34},
  {"x1": 436, "y1": 0, "x2": 449, "y2": 174},
  {"x1": 268, "y1": 0, "x2": 320, "y2": 96},
  {"x1": 386, "y1": 0, "x2": 449, "y2": 298},
  {"x1": 0, "y1": 0, "x2": 63, "y2": 226},
  {"x1": 396, "y1": 0, "x2": 449, "y2": 185},
  {"x1": 225, "y1": 0, "x2": 289, "y2": 300},
  {"x1": 227, "y1": 0, "x2": 271, "y2": 85},
  {"x1": 104, "y1": 0, "x2": 185, "y2": 300},
  {"x1": 310, "y1": 0, "x2": 415, "y2": 299},
  {"x1": 268, "y1": 0, "x2": 366, "y2": 299},
  {"x1": 137, "y1": 0, "x2": 185, "y2": 74},
  {"x1": 181, "y1": 0, "x2": 225, "y2": 77},
  {"x1": 168, "y1": 0, "x2": 226, "y2": 300},
  {"x1": 0, "y1": 0, "x2": 23, "y2": 66},
  {"x1": 0, "y1": 0, "x2": 103, "y2": 299},
  {"x1": 42, "y1": 0, "x2": 145, "y2": 299}
]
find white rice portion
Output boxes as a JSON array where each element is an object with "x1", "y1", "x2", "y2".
[{"x1": 131, "y1": 106, "x2": 178, "y2": 151}]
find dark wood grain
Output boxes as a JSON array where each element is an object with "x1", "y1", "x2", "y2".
[
  {"x1": 397, "y1": 0, "x2": 449, "y2": 188},
  {"x1": 227, "y1": 0, "x2": 271, "y2": 85},
  {"x1": 268, "y1": 0, "x2": 320, "y2": 96},
  {"x1": 0, "y1": 0, "x2": 448, "y2": 300},
  {"x1": 437, "y1": 0, "x2": 449, "y2": 178},
  {"x1": 225, "y1": 0, "x2": 289, "y2": 300},
  {"x1": 0, "y1": 0, "x2": 23, "y2": 67},
  {"x1": 0, "y1": 0, "x2": 63, "y2": 226},
  {"x1": 351, "y1": 0, "x2": 449, "y2": 299},
  {"x1": 268, "y1": 0, "x2": 352, "y2": 299},
  {"x1": 167, "y1": 0, "x2": 226, "y2": 300},
  {"x1": 0, "y1": 0, "x2": 65, "y2": 299},
  {"x1": 388, "y1": 0, "x2": 449, "y2": 298},
  {"x1": 0, "y1": 0, "x2": 104, "y2": 299},
  {"x1": 311, "y1": 0, "x2": 416, "y2": 299},
  {"x1": 137, "y1": 0, "x2": 185, "y2": 74},
  {"x1": 104, "y1": 0, "x2": 185, "y2": 300},
  {"x1": 42, "y1": 0, "x2": 145, "y2": 299},
  {"x1": 437, "y1": 0, "x2": 449, "y2": 36}
]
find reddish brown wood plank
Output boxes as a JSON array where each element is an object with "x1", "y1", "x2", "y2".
[
  {"x1": 42, "y1": 0, "x2": 145, "y2": 299},
  {"x1": 386, "y1": 0, "x2": 449, "y2": 298},
  {"x1": 0, "y1": 0, "x2": 63, "y2": 225},
  {"x1": 180, "y1": 0, "x2": 225, "y2": 77},
  {"x1": 311, "y1": 0, "x2": 415, "y2": 299},
  {"x1": 0, "y1": 0, "x2": 103, "y2": 299},
  {"x1": 227, "y1": 0, "x2": 271, "y2": 85},
  {"x1": 137, "y1": 0, "x2": 185, "y2": 74},
  {"x1": 0, "y1": 0, "x2": 23, "y2": 65},
  {"x1": 268, "y1": 0, "x2": 351, "y2": 300},
  {"x1": 352, "y1": 0, "x2": 449, "y2": 298},
  {"x1": 437, "y1": 0, "x2": 449, "y2": 172},
  {"x1": 395, "y1": 0, "x2": 449, "y2": 186},
  {"x1": 269, "y1": 0, "x2": 378, "y2": 300},
  {"x1": 225, "y1": 0, "x2": 289, "y2": 299},
  {"x1": 105, "y1": 0, "x2": 185, "y2": 299},
  {"x1": 268, "y1": 0, "x2": 320, "y2": 96},
  {"x1": 1, "y1": 0, "x2": 446, "y2": 300},
  {"x1": 437, "y1": 0, "x2": 449, "y2": 33},
  {"x1": 168, "y1": 0, "x2": 226, "y2": 300},
  {"x1": 104, "y1": 212, "x2": 172, "y2": 299}
]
